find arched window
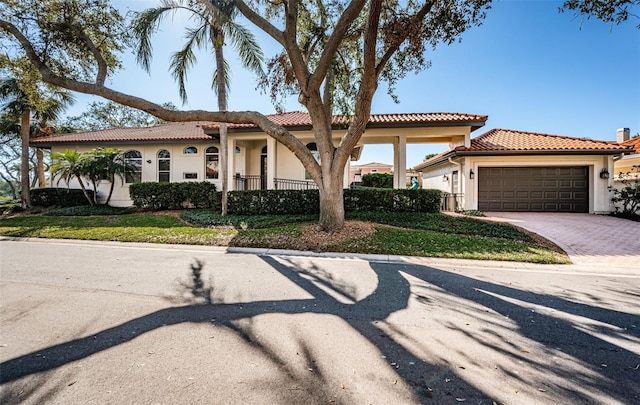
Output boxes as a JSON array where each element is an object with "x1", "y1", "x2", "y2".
[
  {"x1": 305, "y1": 142, "x2": 319, "y2": 180},
  {"x1": 205, "y1": 146, "x2": 219, "y2": 179},
  {"x1": 184, "y1": 146, "x2": 198, "y2": 154},
  {"x1": 124, "y1": 150, "x2": 142, "y2": 183},
  {"x1": 157, "y1": 149, "x2": 170, "y2": 182}
]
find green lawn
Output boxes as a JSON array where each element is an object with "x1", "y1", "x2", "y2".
[{"x1": 0, "y1": 210, "x2": 570, "y2": 264}]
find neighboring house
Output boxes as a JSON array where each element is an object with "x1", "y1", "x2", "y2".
[
  {"x1": 32, "y1": 111, "x2": 487, "y2": 206},
  {"x1": 349, "y1": 162, "x2": 393, "y2": 185},
  {"x1": 614, "y1": 128, "x2": 639, "y2": 177},
  {"x1": 414, "y1": 128, "x2": 632, "y2": 213}
]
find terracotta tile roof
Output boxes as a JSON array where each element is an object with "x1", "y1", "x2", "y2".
[
  {"x1": 351, "y1": 162, "x2": 393, "y2": 168},
  {"x1": 32, "y1": 111, "x2": 488, "y2": 146},
  {"x1": 465, "y1": 128, "x2": 627, "y2": 152},
  {"x1": 31, "y1": 121, "x2": 215, "y2": 145},
  {"x1": 621, "y1": 136, "x2": 640, "y2": 154},
  {"x1": 204, "y1": 111, "x2": 488, "y2": 130},
  {"x1": 414, "y1": 128, "x2": 633, "y2": 171}
]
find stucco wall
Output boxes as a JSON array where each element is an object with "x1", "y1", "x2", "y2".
[{"x1": 51, "y1": 141, "x2": 221, "y2": 207}]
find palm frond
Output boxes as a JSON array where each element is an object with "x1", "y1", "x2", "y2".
[{"x1": 169, "y1": 24, "x2": 208, "y2": 103}]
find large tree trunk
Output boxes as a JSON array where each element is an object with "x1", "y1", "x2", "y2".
[
  {"x1": 318, "y1": 170, "x2": 345, "y2": 232},
  {"x1": 20, "y1": 110, "x2": 30, "y2": 208},
  {"x1": 36, "y1": 148, "x2": 46, "y2": 187}
]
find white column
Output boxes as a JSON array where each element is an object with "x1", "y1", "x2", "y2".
[
  {"x1": 267, "y1": 137, "x2": 276, "y2": 189},
  {"x1": 393, "y1": 136, "x2": 407, "y2": 188}
]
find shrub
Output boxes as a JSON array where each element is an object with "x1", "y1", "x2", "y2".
[
  {"x1": 224, "y1": 188, "x2": 441, "y2": 215},
  {"x1": 343, "y1": 188, "x2": 441, "y2": 213},
  {"x1": 181, "y1": 210, "x2": 317, "y2": 229},
  {"x1": 31, "y1": 188, "x2": 94, "y2": 207},
  {"x1": 130, "y1": 182, "x2": 219, "y2": 210},
  {"x1": 361, "y1": 173, "x2": 393, "y2": 188},
  {"x1": 228, "y1": 189, "x2": 320, "y2": 215},
  {"x1": 610, "y1": 165, "x2": 640, "y2": 216},
  {"x1": 47, "y1": 205, "x2": 134, "y2": 216}
]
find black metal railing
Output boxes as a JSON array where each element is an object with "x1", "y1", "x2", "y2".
[
  {"x1": 234, "y1": 175, "x2": 265, "y2": 190},
  {"x1": 441, "y1": 193, "x2": 464, "y2": 212},
  {"x1": 274, "y1": 178, "x2": 318, "y2": 190}
]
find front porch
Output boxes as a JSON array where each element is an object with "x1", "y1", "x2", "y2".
[{"x1": 222, "y1": 112, "x2": 487, "y2": 193}]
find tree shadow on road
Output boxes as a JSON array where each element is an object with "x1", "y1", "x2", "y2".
[{"x1": 1, "y1": 256, "x2": 638, "y2": 404}]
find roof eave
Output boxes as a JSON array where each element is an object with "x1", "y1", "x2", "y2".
[{"x1": 455, "y1": 148, "x2": 632, "y2": 156}]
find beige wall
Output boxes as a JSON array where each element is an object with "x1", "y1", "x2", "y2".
[{"x1": 51, "y1": 141, "x2": 222, "y2": 207}]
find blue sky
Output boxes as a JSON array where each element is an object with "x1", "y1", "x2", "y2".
[{"x1": 69, "y1": 0, "x2": 640, "y2": 167}]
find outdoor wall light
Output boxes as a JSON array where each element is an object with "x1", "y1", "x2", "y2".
[
  {"x1": 599, "y1": 168, "x2": 609, "y2": 179},
  {"x1": 469, "y1": 169, "x2": 475, "y2": 179},
  {"x1": 146, "y1": 159, "x2": 152, "y2": 164},
  {"x1": 442, "y1": 174, "x2": 449, "y2": 182}
]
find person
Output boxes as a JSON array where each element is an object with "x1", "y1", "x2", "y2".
[{"x1": 409, "y1": 176, "x2": 419, "y2": 190}]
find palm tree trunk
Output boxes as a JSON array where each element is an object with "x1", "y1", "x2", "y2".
[
  {"x1": 20, "y1": 110, "x2": 30, "y2": 208},
  {"x1": 75, "y1": 174, "x2": 94, "y2": 206},
  {"x1": 36, "y1": 148, "x2": 46, "y2": 187},
  {"x1": 213, "y1": 31, "x2": 228, "y2": 216}
]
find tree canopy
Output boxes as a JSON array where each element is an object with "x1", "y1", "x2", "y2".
[{"x1": 561, "y1": 1, "x2": 640, "y2": 28}]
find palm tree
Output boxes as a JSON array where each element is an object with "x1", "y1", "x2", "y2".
[
  {"x1": 134, "y1": 0, "x2": 265, "y2": 215},
  {"x1": 87, "y1": 147, "x2": 136, "y2": 205},
  {"x1": 0, "y1": 78, "x2": 74, "y2": 208},
  {"x1": 50, "y1": 150, "x2": 94, "y2": 205}
]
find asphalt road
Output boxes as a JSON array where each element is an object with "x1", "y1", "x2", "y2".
[{"x1": 1, "y1": 238, "x2": 639, "y2": 405}]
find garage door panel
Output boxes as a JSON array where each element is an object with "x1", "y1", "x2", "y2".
[{"x1": 478, "y1": 166, "x2": 588, "y2": 212}]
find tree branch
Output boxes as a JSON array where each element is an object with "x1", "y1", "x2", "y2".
[
  {"x1": 375, "y1": 2, "x2": 434, "y2": 78},
  {"x1": 66, "y1": 22, "x2": 109, "y2": 85},
  {"x1": 309, "y1": 0, "x2": 367, "y2": 91},
  {"x1": 232, "y1": 0, "x2": 285, "y2": 45}
]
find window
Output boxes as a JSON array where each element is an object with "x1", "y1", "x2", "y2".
[
  {"x1": 305, "y1": 142, "x2": 319, "y2": 180},
  {"x1": 184, "y1": 173, "x2": 198, "y2": 179},
  {"x1": 452, "y1": 170, "x2": 459, "y2": 193},
  {"x1": 205, "y1": 146, "x2": 219, "y2": 179},
  {"x1": 124, "y1": 150, "x2": 142, "y2": 183},
  {"x1": 157, "y1": 149, "x2": 170, "y2": 182},
  {"x1": 184, "y1": 146, "x2": 198, "y2": 154}
]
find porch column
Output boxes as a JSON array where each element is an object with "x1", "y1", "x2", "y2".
[
  {"x1": 267, "y1": 137, "x2": 276, "y2": 189},
  {"x1": 227, "y1": 137, "x2": 235, "y2": 191},
  {"x1": 393, "y1": 136, "x2": 407, "y2": 189}
]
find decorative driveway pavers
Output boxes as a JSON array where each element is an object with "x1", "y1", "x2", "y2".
[{"x1": 484, "y1": 212, "x2": 640, "y2": 269}]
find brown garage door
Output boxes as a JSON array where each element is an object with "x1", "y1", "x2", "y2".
[{"x1": 478, "y1": 167, "x2": 588, "y2": 212}]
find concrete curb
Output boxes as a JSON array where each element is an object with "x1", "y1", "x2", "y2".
[{"x1": 3, "y1": 236, "x2": 638, "y2": 277}]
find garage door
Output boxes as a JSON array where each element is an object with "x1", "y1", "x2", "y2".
[{"x1": 478, "y1": 167, "x2": 588, "y2": 212}]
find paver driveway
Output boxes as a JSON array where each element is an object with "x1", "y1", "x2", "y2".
[{"x1": 485, "y1": 212, "x2": 640, "y2": 269}]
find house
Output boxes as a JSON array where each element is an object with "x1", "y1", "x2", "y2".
[
  {"x1": 614, "y1": 128, "x2": 639, "y2": 177},
  {"x1": 349, "y1": 162, "x2": 393, "y2": 185},
  {"x1": 414, "y1": 128, "x2": 633, "y2": 213},
  {"x1": 32, "y1": 111, "x2": 487, "y2": 206}
]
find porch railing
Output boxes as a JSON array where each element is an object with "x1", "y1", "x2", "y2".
[
  {"x1": 234, "y1": 175, "x2": 265, "y2": 190},
  {"x1": 274, "y1": 178, "x2": 318, "y2": 190},
  {"x1": 233, "y1": 175, "x2": 319, "y2": 191},
  {"x1": 441, "y1": 193, "x2": 464, "y2": 212}
]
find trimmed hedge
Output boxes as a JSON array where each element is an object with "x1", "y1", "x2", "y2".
[
  {"x1": 130, "y1": 182, "x2": 220, "y2": 210},
  {"x1": 228, "y1": 189, "x2": 320, "y2": 215},
  {"x1": 31, "y1": 188, "x2": 94, "y2": 207},
  {"x1": 129, "y1": 183, "x2": 441, "y2": 215},
  {"x1": 344, "y1": 188, "x2": 441, "y2": 213},
  {"x1": 226, "y1": 188, "x2": 441, "y2": 215},
  {"x1": 361, "y1": 173, "x2": 393, "y2": 188}
]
